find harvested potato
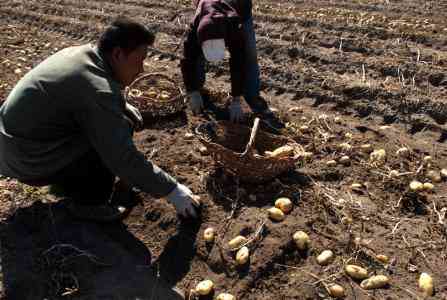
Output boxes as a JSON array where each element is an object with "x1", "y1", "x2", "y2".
[
  {"x1": 376, "y1": 254, "x2": 389, "y2": 264},
  {"x1": 203, "y1": 227, "x2": 215, "y2": 243},
  {"x1": 293, "y1": 231, "x2": 310, "y2": 250},
  {"x1": 409, "y1": 180, "x2": 424, "y2": 192},
  {"x1": 275, "y1": 197, "x2": 293, "y2": 214},
  {"x1": 351, "y1": 183, "x2": 362, "y2": 190},
  {"x1": 419, "y1": 273, "x2": 434, "y2": 297},
  {"x1": 184, "y1": 132, "x2": 194, "y2": 140},
  {"x1": 345, "y1": 265, "x2": 368, "y2": 280},
  {"x1": 327, "y1": 284, "x2": 345, "y2": 298},
  {"x1": 235, "y1": 246, "x2": 249, "y2": 265},
  {"x1": 360, "y1": 275, "x2": 389, "y2": 290},
  {"x1": 341, "y1": 216, "x2": 353, "y2": 225},
  {"x1": 423, "y1": 156, "x2": 432, "y2": 164},
  {"x1": 389, "y1": 170, "x2": 399, "y2": 178},
  {"x1": 326, "y1": 160, "x2": 337, "y2": 167},
  {"x1": 265, "y1": 145, "x2": 295, "y2": 158},
  {"x1": 339, "y1": 156, "x2": 350, "y2": 165},
  {"x1": 228, "y1": 236, "x2": 247, "y2": 249},
  {"x1": 268, "y1": 207, "x2": 285, "y2": 222},
  {"x1": 345, "y1": 132, "x2": 353, "y2": 139},
  {"x1": 195, "y1": 280, "x2": 214, "y2": 295},
  {"x1": 427, "y1": 170, "x2": 442, "y2": 183},
  {"x1": 317, "y1": 250, "x2": 334, "y2": 265},
  {"x1": 370, "y1": 149, "x2": 386, "y2": 164},
  {"x1": 145, "y1": 91, "x2": 158, "y2": 98},
  {"x1": 334, "y1": 116, "x2": 342, "y2": 124},
  {"x1": 440, "y1": 168, "x2": 447, "y2": 179},
  {"x1": 396, "y1": 147, "x2": 409, "y2": 157},
  {"x1": 423, "y1": 182, "x2": 434, "y2": 191},
  {"x1": 129, "y1": 88, "x2": 143, "y2": 98},
  {"x1": 216, "y1": 293, "x2": 236, "y2": 300}
]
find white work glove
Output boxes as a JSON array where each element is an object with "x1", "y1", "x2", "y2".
[
  {"x1": 125, "y1": 102, "x2": 143, "y2": 131},
  {"x1": 187, "y1": 91, "x2": 204, "y2": 115},
  {"x1": 165, "y1": 183, "x2": 201, "y2": 218},
  {"x1": 228, "y1": 96, "x2": 243, "y2": 123}
]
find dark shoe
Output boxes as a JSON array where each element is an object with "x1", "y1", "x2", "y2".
[
  {"x1": 66, "y1": 201, "x2": 129, "y2": 222},
  {"x1": 260, "y1": 111, "x2": 285, "y2": 132}
]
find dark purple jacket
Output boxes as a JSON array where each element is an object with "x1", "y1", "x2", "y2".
[{"x1": 181, "y1": 0, "x2": 253, "y2": 97}]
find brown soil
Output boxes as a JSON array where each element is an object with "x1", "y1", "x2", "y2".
[{"x1": 0, "y1": 1, "x2": 447, "y2": 299}]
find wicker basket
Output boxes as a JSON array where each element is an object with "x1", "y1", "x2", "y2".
[
  {"x1": 195, "y1": 118, "x2": 303, "y2": 183},
  {"x1": 124, "y1": 73, "x2": 185, "y2": 117}
]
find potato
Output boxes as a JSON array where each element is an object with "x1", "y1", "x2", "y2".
[
  {"x1": 427, "y1": 170, "x2": 442, "y2": 183},
  {"x1": 360, "y1": 144, "x2": 373, "y2": 153},
  {"x1": 396, "y1": 147, "x2": 409, "y2": 157},
  {"x1": 440, "y1": 168, "x2": 447, "y2": 179},
  {"x1": 265, "y1": 145, "x2": 295, "y2": 158},
  {"x1": 326, "y1": 160, "x2": 337, "y2": 167},
  {"x1": 195, "y1": 280, "x2": 214, "y2": 295},
  {"x1": 351, "y1": 183, "x2": 362, "y2": 190},
  {"x1": 345, "y1": 265, "x2": 368, "y2": 280},
  {"x1": 160, "y1": 91, "x2": 171, "y2": 100},
  {"x1": 370, "y1": 149, "x2": 386, "y2": 164},
  {"x1": 145, "y1": 91, "x2": 158, "y2": 98},
  {"x1": 293, "y1": 231, "x2": 310, "y2": 250},
  {"x1": 317, "y1": 250, "x2": 334, "y2": 265},
  {"x1": 216, "y1": 293, "x2": 236, "y2": 300},
  {"x1": 327, "y1": 284, "x2": 345, "y2": 298},
  {"x1": 339, "y1": 143, "x2": 352, "y2": 152},
  {"x1": 299, "y1": 125, "x2": 310, "y2": 133},
  {"x1": 129, "y1": 88, "x2": 143, "y2": 98},
  {"x1": 228, "y1": 236, "x2": 247, "y2": 249},
  {"x1": 184, "y1": 132, "x2": 194, "y2": 140},
  {"x1": 344, "y1": 132, "x2": 353, "y2": 139},
  {"x1": 275, "y1": 197, "x2": 293, "y2": 214},
  {"x1": 360, "y1": 275, "x2": 389, "y2": 290},
  {"x1": 423, "y1": 182, "x2": 434, "y2": 191},
  {"x1": 334, "y1": 116, "x2": 342, "y2": 124},
  {"x1": 409, "y1": 180, "x2": 424, "y2": 192},
  {"x1": 423, "y1": 156, "x2": 432, "y2": 164},
  {"x1": 268, "y1": 207, "x2": 285, "y2": 222},
  {"x1": 203, "y1": 227, "x2": 215, "y2": 243},
  {"x1": 341, "y1": 216, "x2": 353, "y2": 225},
  {"x1": 339, "y1": 156, "x2": 351, "y2": 165},
  {"x1": 376, "y1": 254, "x2": 389, "y2": 264},
  {"x1": 419, "y1": 272, "x2": 434, "y2": 297},
  {"x1": 235, "y1": 246, "x2": 249, "y2": 265},
  {"x1": 389, "y1": 170, "x2": 399, "y2": 178},
  {"x1": 302, "y1": 152, "x2": 313, "y2": 159}
]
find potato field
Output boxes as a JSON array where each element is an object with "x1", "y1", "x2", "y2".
[{"x1": 0, "y1": 0, "x2": 446, "y2": 299}]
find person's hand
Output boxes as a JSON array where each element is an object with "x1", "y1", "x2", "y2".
[
  {"x1": 228, "y1": 96, "x2": 243, "y2": 123},
  {"x1": 165, "y1": 183, "x2": 201, "y2": 218},
  {"x1": 187, "y1": 91, "x2": 204, "y2": 115},
  {"x1": 125, "y1": 102, "x2": 143, "y2": 130}
]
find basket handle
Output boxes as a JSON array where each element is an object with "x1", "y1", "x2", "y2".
[{"x1": 240, "y1": 117, "x2": 260, "y2": 158}]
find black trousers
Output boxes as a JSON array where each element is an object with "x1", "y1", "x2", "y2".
[{"x1": 24, "y1": 150, "x2": 115, "y2": 205}]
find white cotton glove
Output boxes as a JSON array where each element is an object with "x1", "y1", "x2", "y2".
[
  {"x1": 229, "y1": 96, "x2": 243, "y2": 123},
  {"x1": 187, "y1": 91, "x2": 204, "y2": 115},
  {"x1": 125, "y1": 102, "x2": 143, "y2": 130},
  {"x1": 165, "y1": 183, "x2": 201, "y2": 218}
]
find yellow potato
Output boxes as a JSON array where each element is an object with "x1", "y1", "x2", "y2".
[
  {"x1": 370, "y1": 149, "x2": 386, "y2": 164},
  {"x1": 389, "y1": 170, "x2": 399, "y2": 178},
  {"x1": 203, "y1": 227, "x2": 215, "y2": 243},
  {"x1": 268, "y1": 207, "x2": 285, "y2": 222},
  {"x1": 339, "y1": 143, "x2": 352, "y2": 152},
  {"x1": 275, "y1": 197, "x2": 293, "y2": 214},
  {"x1": 351, "y1": 183, "x2": 362, "y2": 190},
  {"x1": 293, "y1": 231, "x2": 310, "y2": 250},
  {"x1": 228, "y1": 236, "x2": 247, "y2": 249},
  {"x1": 345, "y1": 265, "x2": 368, "y2": 280},
  {"x1": 195, "y1": 280, "x2": 214, "y2": 295},
  {"x1": 423, "y1": 182, "x2": 434, "y2": 191},
  {"x1": 409, "y1": 180, "x2": 424, "y2": 192},
  {"x1": 419, "y1": 273, "x2": 434, "y2": 297},
  {"x1": 129, "y1": 88, "x2": 143, "y2": 98},
  {"x1": 427, "y1": 170, "x2": 442, "y2": 183},
  {"x1": 327, "y1": 284, "x2": 345, "y2": 298},
  {"x1": 334, "y1": 116, "x2": 342, "y2": 124},
  {"x1": 235, "y1": 246, "x2": 249, "y2": 265},
  {"x1": 265, "y1": 145, "x2": 295, "y2": 158},
  {"x1": 317, "y1": 250, "x2": 334, "y2": 266},
  {"x1": 376, "y1": 254, "x2": 389, "y2": 264},
  {"x1": 216, "y1": 293, "x2": 236, "y2": 300},
  {"x1": 326, "y1": 160, "x2": 337, "y2": 167},
  {"x1": 360, "y1": 275, "x2": 389, "y2": 290},
  {"x1": 339, "y1": 156, "x2": 350, "y2": 165},
  {"x1": 145, "y1": 91, "x2": 158, "y2": 98},
  {"x1": 423, "y1": 156, "x2": 432, "y2": 164}
]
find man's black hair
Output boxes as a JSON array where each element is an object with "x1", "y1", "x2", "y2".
[{"x1": 98, "y1": 17, "x2": 155, "y2": 54}]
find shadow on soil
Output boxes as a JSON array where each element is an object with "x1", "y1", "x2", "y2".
[{"x1": 0, "y1": 199, "x2": 197, "y2": 300}]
